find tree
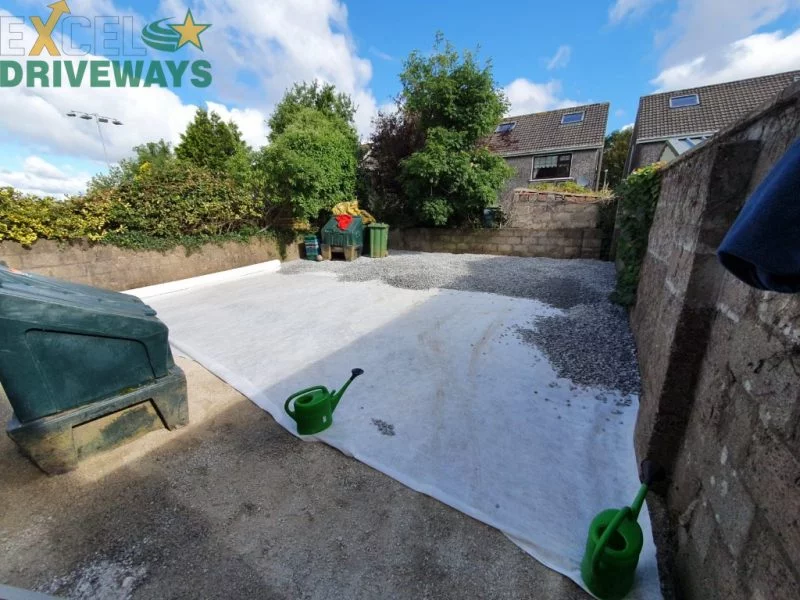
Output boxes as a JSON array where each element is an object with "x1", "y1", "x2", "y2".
[
  {"x1": 401, "y1": 34, "x2": 509, "y2": 143},
  {"x1": 268, "y1": 81, "x2": 357, "y2": 143},
  {"x1": 397, "y1": 35, "x2": 512, "y2": 226},
  {"x1": 258, "y1": 107, "x2": 357, "y2": 222},
  {"x1": 88, "y1": 139, "x2": 175, "y2": 192},
  {"x1": 602, "y1": 128, "x2": 633, "y2": 191},
  {"x1": 401, "y1": 128, "x2": 511, "y2": 225},
  {"x1": 176, "y1": 108, "x2": 248, "y2": 171},
  {"x1": 360, "y1": 108, "x2": 425, "y2": 226}
]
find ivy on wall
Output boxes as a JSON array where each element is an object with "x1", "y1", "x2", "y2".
[{"x1": 611, "y1": 163, "x2": 665, "y2": 306}]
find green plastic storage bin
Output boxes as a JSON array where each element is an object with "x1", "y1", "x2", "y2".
[
  {"x1": 304, "y1": 234, "x2": 320, "y2": 260},
  {"x1": 0, "y1": 265, "x2": 175, "y2": 423},
  {"x1": 367, "y1": 223, "x2": 389, "y2": 258},
  {"x1": 321, "y1": 216, "x2": 363, "y2": 249}
]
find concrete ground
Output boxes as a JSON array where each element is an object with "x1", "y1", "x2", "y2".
[{"x1": 1, "y1": 356, "x2": 590, "y2": 600}]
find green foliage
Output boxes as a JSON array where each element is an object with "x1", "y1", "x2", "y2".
[
  {"x1": 176, "y1": 108, "x2": 249, "y2": 171},
  {"x1": 101, "y1": 227, "x2": 273, "y2": 255},
  {"x1": 103, "y1": 159, "x2": 262, "y2": 238},
  {"x1": 529, "y1": 180, "x2": 596, "y2": 195},
  {"x1": 259, "y1": 105, "x2": 358, "y2": 222},
  {"x1": 395, "y1": 34, "x2": 512, "y2": 227},
  {"x1": 0, "y1": 187, "x2": 109, "y2": 246},
  {"x1": 602, "y1": 128, "x2": 633, "y2": 191},
  {"x1": 362, "y1": 108, "x2": 426, "y2": 227},
  {"x1": 401, "y1": 127, "x2": 512, "y2": 226},
  {"x1": 401, "y1": 33, "x2": 508, "y2": 144},
  {"x1": 89, "y1": 140, "x2": 175, "y2": 191},
  {"x1": 268, "y1": 81, "x2": 357, "y2": 143},
  {"x1": 612, "y1": 163, "x2": 664, "y2": 306}
]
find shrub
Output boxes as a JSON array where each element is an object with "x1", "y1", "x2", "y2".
[
  {"x1": 612, "y1": 163, "x2": 665, "y2": 306},
  {"x1": 360, "y1": 109, "x2": 425, "y2": 227},
  {"x1": 401, "y1": 128, "x2": 512, "y2": 226},
  {"x1": 258, "y1": 107, "x2": 358, "y2": 222},
  {"x1": 0, "y1": 187, "x2": 109, "y2": 246},
  {"x1": 176, "y1": 108, "x2": 249, "y2": 172},
  {"x1": 529, "y1": 181, "x2": 597, "y2": 195},
  {"x1": 396, "y1": 35, "x2": 513, "y2": 227},
  {"x1": 102, "y1": 159, "x2": 263, "y2": 238}
]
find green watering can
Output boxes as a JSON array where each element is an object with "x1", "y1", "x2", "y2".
[
  {"x1": 581, "y1": 460, "x2": 665, "y2": 600},
  {"x1": 284, "y1": 368, "x2": 364, "y2": 435}
]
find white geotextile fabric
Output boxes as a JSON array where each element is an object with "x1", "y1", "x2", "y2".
[{"x1": 139, "y1": 270, "x2": 661, "y2": 599}]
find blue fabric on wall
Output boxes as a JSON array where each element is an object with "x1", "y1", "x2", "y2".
[{"x1": 718, "y1": 137, "x2": 800, "y2": 293}]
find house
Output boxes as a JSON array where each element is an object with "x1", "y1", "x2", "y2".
[
  {"x1": 487, "y1": 103, "x2": 610, "y2": 199},
  {"x1": 625, "y1": 70, "x2": 800, "y2": 175}
]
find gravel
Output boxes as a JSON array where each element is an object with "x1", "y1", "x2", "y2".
[
  {"x1": 515, "y1": 304, "x2": 641, "y2": 396},
  {"x1": 281, "y1": 251, "x2": 641, "y2": 395},
  {"x1": 280, "y1": 251, "x2": 614, "y2": 309}
]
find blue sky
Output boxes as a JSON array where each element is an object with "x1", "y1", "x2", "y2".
[{"x1": 1, "y1": 0, "x2": 800, "y2": 195}]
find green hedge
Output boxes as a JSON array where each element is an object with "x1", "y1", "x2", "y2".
[
  {"x1": 611, "y1": 163, "x2": 664, "y2": 307},
  {"x1": 0, "y1": 160, "x2": 265, "y2": 250}
]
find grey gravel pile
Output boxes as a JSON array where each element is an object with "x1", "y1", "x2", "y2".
[
  {"x1": 280, "y1": 252, "x2": 614, "y2": 309},
  {"x1": 516, "y1": 304, "x2": 641, "y2": 396},
  {"x1": 281, "y1": 251, "x2": 640, "y2": 395}
]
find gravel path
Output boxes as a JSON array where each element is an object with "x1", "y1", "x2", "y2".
[{"x1": 281, "y1": 252, "x2": 640, "y2": 395}]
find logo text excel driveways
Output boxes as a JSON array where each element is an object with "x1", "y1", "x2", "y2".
[{"x1": 0, "y1": 1, "x2": 213, "y2": 88}]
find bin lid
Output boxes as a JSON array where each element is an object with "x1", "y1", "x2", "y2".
[{"x1": 0, "y1": 265, "x2": 157, "y2": 317}]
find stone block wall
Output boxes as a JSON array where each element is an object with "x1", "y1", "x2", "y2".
[
  {"x1": 500, "y1": 189, "x2": 602, "y2": 229},
  {"x1": 631, "y1": 83, "x2": 800, "y2": 599},
  {"x1": 390, "y1": 227, "x2": 603, "y2": 259},
  {"x1": 0, "y1": 237, "x2": 300, "y2": 291}
]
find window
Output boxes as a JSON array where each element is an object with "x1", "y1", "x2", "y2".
[
  {"x1": 532, "y1": 153, "x2": 572, "y2": 180},
  {"x1": 495, "y1": 122, "x2": 516, "y2": 133},
  {"x1": 794, "y1": 75, "x2": 800, "y2": 82},
  {"x1": 560, "y1": 112, "x2": 585, "y2": 125},
  {"x1": 669, "y1": 94, "x2": 700, "y2": 108}
]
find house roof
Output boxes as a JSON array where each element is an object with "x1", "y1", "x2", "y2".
[
  {"x1": 633, "y1": 71, "x2": 800, "y2": 142},
  {"x1": 486, "y1": 103, "x2": 609, "y2": 156}
]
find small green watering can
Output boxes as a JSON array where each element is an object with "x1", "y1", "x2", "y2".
[
  {"x1": 581, "y1": 460, "x2": 665, "y2": 600},
  {"x1": 284, "y1": 368, "x2": 364, "y2": 435}
]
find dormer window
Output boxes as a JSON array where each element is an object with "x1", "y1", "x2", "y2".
[
  {"x1": 560, "y1": 112, "x2": 585, "y2": 125},
  {"x1": 496, "y1": 122, "x2": 516, "y2": 133},
  {"x1": 669, "y1": 94, "x2": 700, "y2": 108}
]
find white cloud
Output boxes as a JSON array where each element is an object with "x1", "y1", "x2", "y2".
[
  {"x1": 615, "y1": 108, "x2": 627, "y2": 117},
  {"x1": 164, "y1": 0, "x2": 379, "y2": 139},
  {"x1": 504, "y1": 79, "x2": 579, "y2": 115},
  {"x1": 205, "y1": 102, "x2": 268, "y2": 148},
  {"x1": 608, "y1": 0, "x2": 663, "y2": 24},
  {"x1": 0, "y1": 156, "x2": 93, "y2": 197},
  {"x1": 0, "y1": 0, "x2": 380, "y2": 181},
  {"x1": 621, "y1": 123, "x2": 634, "y2": 130},
  {"x1": 652, "y1": 28, "x2": 800, "y2": 90},
  {"x1": 546, "y1": 45, "x2": 571, "y2": 70},
  {"x1": 369, "y1": 47, "x2": 395, "y2": 62},
  {"x1": 658, "y1": 0, "x2": 800, "y2": 66}
]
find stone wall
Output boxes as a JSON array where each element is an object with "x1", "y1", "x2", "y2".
[
  {"x1": 500, "y1": 189, "x2": 602, "y2": 229},
  {"x1": 631, "y1": 83, "x2": 800, "y2": 599},
  {"x1": 0, "y1": 237, "x2": 300, "y2": 291},
  {"x1": 390, "y1": 227, "x2": 603, "y2": 259},
  {"x1": 392, "y1": 189, "x2": 609, "y2": 260}
]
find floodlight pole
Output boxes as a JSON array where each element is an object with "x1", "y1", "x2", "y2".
[{"x1": 65, "y1": 111, "x2": 124, "y2": 170}]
